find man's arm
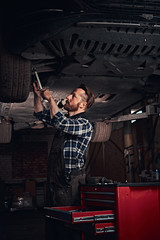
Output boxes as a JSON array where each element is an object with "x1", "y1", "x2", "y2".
[
  {"x1": 33, "y1": 82, "x2": 60, "y2": 117},
  {"x1": 34, "y1": 95, "x2": 44, "y2": 113},
  {"x1": 41, "y1": 89, "x2": 60, "y2": 118},
  {"x1": 46, "y1": 94, "x2": 60, "y2": 118},
  {"x1": 32, "y1": 82, "x2": 44, "y2": 113},
  {"x1": 52, "y1": 111, "x2": 93, "y2": 138}
]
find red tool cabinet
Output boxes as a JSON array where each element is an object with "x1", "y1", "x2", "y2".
[{"x1": 45, "y1": 182, "x2": 160, "y2": 240}]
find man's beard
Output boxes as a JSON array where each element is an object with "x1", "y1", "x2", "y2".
[{"x1": 64, "y1": 101, "x2": 80, "y2": 112}]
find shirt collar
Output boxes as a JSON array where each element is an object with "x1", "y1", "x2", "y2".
[{"x1": 66, "y1": 112, "x2": 86, "y2": 119}]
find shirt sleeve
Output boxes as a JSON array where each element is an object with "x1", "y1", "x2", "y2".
[
  {"x1": 34, "y1": 108, "x2": 52, "y2": 125},
  {"x1": 51, "y1": 110, "x2": 93, "y2": 137}
]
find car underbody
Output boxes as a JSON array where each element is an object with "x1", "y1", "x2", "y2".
[{"x1": 1, "y1": 0, "x2": 160, "y2": 127}]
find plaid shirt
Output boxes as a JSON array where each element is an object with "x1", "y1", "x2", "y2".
[{"x1": 34, "y1": 108, "x2": 93, "y2": 176}]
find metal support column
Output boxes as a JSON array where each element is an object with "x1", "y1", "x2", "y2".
[{"x1": 123, "y1": 109, "x2": 135, "y2": 182}]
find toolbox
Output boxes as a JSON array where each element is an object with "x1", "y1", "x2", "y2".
[{"x1": 45, "y1": 182, "x2": 160, "y2": 240}]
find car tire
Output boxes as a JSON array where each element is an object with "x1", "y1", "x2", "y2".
[
  {"x1": 91, "y1": 122, "x2": 112, "y2": 142},
  {"x1": 0, "y1": 51, "x2": 31, "y2": 103}
]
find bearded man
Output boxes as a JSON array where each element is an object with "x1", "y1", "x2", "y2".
[{"x1": 33, "y1": 82, "x2": 95, "y2": 240}]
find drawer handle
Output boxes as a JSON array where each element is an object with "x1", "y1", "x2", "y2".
[
  {"x1": 96, "y1": 226, "x2": 115, "y2": 234},
  {"x1": 73, "y1": 216, "x2": 94, "y2": 222},
  {"x1": 95, "y1": 214, "x2": 115, "y2": 221},
  {"x1": 73, "y1": 214, "x2": 115, "y2": 223}
]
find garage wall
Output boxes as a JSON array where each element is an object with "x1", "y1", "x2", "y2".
[
  {"x1": 12, "y1": 141, "x2": 48, "y2": 179},
  {"x1": 88, "y1": 116, "x2": 160, "y2": 183},
  {"x1": 88, "y1": 127, "x2": 126, "y2": 182},
  {"x1": 0, "y1": 121, "x2": 158, "y2": 184},
  {"x1": 132, "y1": 116, "x2": 160, "y2": 180},
  {"x1": 0, "y1": 154, "x2": 12, "y2": 181},
  {"x1": 0, "y1": 128, "x2": 52, "y2": 208},
  {"x1": 0, "y1": 117, "x2": 160, "y2": 207}
]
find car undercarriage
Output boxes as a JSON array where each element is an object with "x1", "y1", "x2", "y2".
[{"x1": 1, "y1": 0, "x2": 160, "y2": 126}]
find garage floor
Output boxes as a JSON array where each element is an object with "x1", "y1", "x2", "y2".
[{"x1": 3, "y1": 209, "x2": 45, "y2": 240}]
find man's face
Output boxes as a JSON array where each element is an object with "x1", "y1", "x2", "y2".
[{"x1": 64, "y1": 88, "x2": 86, "y2": 112}]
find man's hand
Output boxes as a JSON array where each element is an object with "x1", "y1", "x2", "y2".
[
  {"x1": 32, "y1": 82, "x2": 41, "y2": 98},
  {"x1": 33, "y1": 81, "x2": 53, "y2": 101},
  {"x1": 41, "y1": 89, "x2": 60, "y2": 118},
  {"x1": 33, "y1": 81, "x2": 59, "y2": 117},
  {"x1": 41, "y1": 88, "x2": 53, "y2": 101}
]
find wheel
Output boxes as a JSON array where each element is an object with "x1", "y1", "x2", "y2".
[
  {"x1": 0, "y1": 51, "x2": 31, "y2": 103},
  {"x1": 91, "y1": 122, "x2": 112, "y2": 142}
]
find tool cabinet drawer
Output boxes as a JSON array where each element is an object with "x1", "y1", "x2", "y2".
[
  {"x1": 80, "y1": 185, "x2": 116, "y2": 209},
  {"x1": 45, "y1": 206, "x2": 115, "y2": 224},
  {"x1": 95, "y1": 222, "x2": 115, "y2": 235}
]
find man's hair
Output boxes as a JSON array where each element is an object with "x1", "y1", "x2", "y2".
[{"x1": 78, "y1": 84, "x2": 95, "y2": 109}]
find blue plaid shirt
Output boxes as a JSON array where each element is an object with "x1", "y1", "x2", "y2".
[{"x1": 34, "y1": 108, "x2": 93, "y2": 176}]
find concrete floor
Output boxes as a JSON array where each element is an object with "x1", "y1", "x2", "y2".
[{"x1": 3, "y1": 209, "x2": 45, "y2": 240}]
